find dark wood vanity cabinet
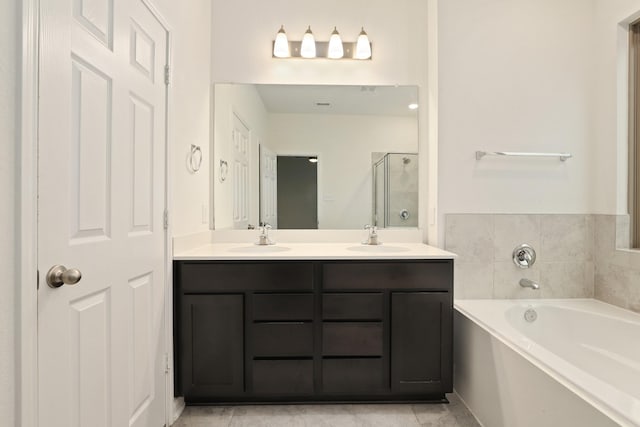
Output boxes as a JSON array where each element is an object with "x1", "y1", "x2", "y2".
[
  {"x1": 174, "y1": 259, "x2": 453, "y2": 403},
  {"x1": 391, "y1": 292, "x2": 452, "y2": 394},
  {"x1": 180, "y1": 294, "x2": 244, "y2": 398}
]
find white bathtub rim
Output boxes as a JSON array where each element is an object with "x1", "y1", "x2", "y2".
[{"x1": 454, "y1": 298, "x2": 640, "y2": 427}]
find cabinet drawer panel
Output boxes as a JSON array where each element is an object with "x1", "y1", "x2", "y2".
[
  {"x1": 323, "y1": 261, "x2": 452, "y2": 290},
  {"x1": 322, "y1": 323, "x2": 383, "y2": 356},
  {"x1": 323, "y1": 293, "x2": 383, "y2": 320},
  {"x1": 180, "y1": 262, "x2": 313, "y2": 292},
  {"x1": 252, "y1": 323, "x2": 314, "y2": 357},
  {"x1": 253, "y1": 360, "x2": 313, "y2": 395},
  {"x1": 253, "y1": 294, "x2": 314, "y2": 321},
  {"x1": 322, "y1": 359, "x2": 384, "y2": 393}
]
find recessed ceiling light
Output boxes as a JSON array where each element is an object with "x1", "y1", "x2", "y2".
[{"x1": 408, "y1": 103, "x2": 419, "y2": 110}]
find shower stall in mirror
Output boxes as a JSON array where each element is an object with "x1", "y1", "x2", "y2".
[{"x1": 372, "y1": 153, "x2": 418, "y2": 228}]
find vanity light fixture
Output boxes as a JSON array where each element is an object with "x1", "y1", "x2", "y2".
[
  {"x1": 300, "y1": 26, "x2": 316, "y2": 58},
  {"x1": 273, "y1": 25, "x2": 290, "y2": 58},
  {"x1": 327, "y1": 27, "x2": 344, "y2": 59},
  {"x1": 355, "y1": 27, "x2": 372, "y2": 59},
  {"x1": 272, "y1": 26, "x2": 372, "y2": 60}
]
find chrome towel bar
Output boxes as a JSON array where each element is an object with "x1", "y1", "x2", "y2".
[{"x1": 475, "y1": 151, "x2": 572, "y2": 161}]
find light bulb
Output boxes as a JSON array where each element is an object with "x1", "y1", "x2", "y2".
[
  {"x1": 408, "y1": 103, "x2": 419, "y2": 110},
  {"x1": 300, "y1": 25, "x2": 316, "y2": 58},
  {"x1": 273, "y1": 25, "x2": 290, "y2": 58},
  {"x1": 355, "y1": 27, "x2": 371, "y2": 59},
  {"x1": 327, "y1": 27, "x2": 344, "y2": 59}
]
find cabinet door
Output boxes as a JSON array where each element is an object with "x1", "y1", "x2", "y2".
[
  {"x1": 391, "y1": 292, "x2": 452, "y2": 394},
  {"x1": 181, "y1": 295, "x2": 244, "y2": 400}
]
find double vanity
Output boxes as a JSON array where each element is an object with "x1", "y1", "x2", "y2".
[{"x1": 173, "y1": 241, "x2": 455, "y2": 404}]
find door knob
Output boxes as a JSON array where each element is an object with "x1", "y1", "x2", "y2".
[{"x1": 46, "y1": 265, "x2": 82, "y2": 288}]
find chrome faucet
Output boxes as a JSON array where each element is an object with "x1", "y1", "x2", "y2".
[
  {"x1": 256, "y1": 224, "x2": 275, "y2": 246},
  {"x1": 519, "y1": 278, "x2": 539, "y2": 290},
  {"x1": 363, "y1": 224, "x2": 381, "y2": 245}
]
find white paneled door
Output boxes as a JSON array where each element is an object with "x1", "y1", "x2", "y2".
[
  {"x1": 259, "y1": 145, "x2": 277, "y2": 228},
  {"x1": 37, "y1": 1, "x2": 168, "y2": 426},
  {"x1": 232, "y1": 113, "x2": 251, "y2": 229}
]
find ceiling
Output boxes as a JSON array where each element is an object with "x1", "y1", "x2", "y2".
[{"x1": 254, "y1": 84, "x2": 419, "y2": 116}]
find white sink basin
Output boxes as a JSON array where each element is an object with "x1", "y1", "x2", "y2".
[
  {"x1": 346, "y1": 245, "x2": 410, "y2": 253},
  {"x1": 227, "y1": 245, "x2": 291, "y2": 253}
]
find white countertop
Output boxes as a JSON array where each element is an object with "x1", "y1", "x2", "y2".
[{"x1": 173, "y1": 242, "x2": 456, "y2": 261}]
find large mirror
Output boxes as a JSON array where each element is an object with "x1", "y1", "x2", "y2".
[{"x1": 212, "y1": 84, "x2": 419, "y2": 230}]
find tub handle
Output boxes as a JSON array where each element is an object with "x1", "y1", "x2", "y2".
[{"x1": 513, "y1": 244, "x2": 536, "y2": 268}]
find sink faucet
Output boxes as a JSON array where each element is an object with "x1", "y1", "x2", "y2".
[
  {"x1": 256, "y1": 224, "x2": 275, "y2": 246},
  {"x1": 363, "y1": 224, "x2": 381, "y2": 245},
  {"x1": 519, "y1": 278, "x2": 539, "y2": 290}
]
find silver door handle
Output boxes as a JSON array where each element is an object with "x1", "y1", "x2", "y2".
[{"x1": 46, "y1": 265, "x2": 82, "y2": 288}]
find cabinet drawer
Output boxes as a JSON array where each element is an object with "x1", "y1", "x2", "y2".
[
  {"x1": 322, "y1": 323, "x2": 383, "y2": 356},
  {"x1": 252, "y1": 323, "x2": 314, "y2": 357},
  {"x1": 179, "y1": 262, "x2": 313, "y2": 292},
  {"x1": 322, "y1": 358, "x2": 384, "y2": 393},
  {"x1": 323, "y1": 293, "x2": 383, "y2": 320},
  {"x1": 253, "y1": 294, "x2": 314, "y2": 321},
  {"x1": 253, "y1": 359, "x2": 313, "y2": 394},
  {"x1": 323, "y1": 261, "x2": 452, "y2": 290}
]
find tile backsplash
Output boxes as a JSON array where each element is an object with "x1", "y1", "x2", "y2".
[
  {"x1": 593, "y1": 215, "x2": 640, "y2": 313},
  {"x1": 446, "y1": 213, "x2": 640, "y2": 313},
  {"x1": 445, "y1": 214, "x2": 594, "y2": 300}
]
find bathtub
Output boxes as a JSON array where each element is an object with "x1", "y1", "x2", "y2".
[{"x1": 454, "y1": 299, "x2": 640, "y2": 427}]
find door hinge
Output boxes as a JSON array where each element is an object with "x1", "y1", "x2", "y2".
[
  {"x1": 163, "y1": 210, "x2": 169, "y2": 230},
  {"x1": 37, "y1": 269, "x2": 39, "y2": 290},
  {"x1": 164, "y1": 65, "x2": 170, "y2": 86},
  {"x1": 164, "y1": 353, "x2": 170, "y2": 374}
]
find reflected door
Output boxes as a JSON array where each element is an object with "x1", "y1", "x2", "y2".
[
  {"x1": 232, "y1": 113, "x2": 251, "y2": 229},
  {"x1": 277, "y1": 156, "x2": 318, "y2": 229},
  {"x1": 260, "y1": 145, "x2": 278, "y2": 228},
  {"x1": 37, "y1": 0, "x2": 168, "y2": 426}
]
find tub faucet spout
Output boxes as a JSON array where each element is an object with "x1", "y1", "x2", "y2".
[{"x1": 519, "y1": 278, "x2": 539, "y2": 290}]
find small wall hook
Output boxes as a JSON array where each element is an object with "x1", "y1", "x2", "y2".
[
  {"x1": 188, "y1": 144, "x2": 202, "y2": 173},
  {"x1": 219, "y1": 160, "x2": 228, "y2": 182}
]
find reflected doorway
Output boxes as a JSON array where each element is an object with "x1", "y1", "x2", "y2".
[{"x1": 277, "y1": 156, "x2": 318, "y2": 229}]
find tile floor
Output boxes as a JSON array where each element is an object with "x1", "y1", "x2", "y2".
[{"x1": 173, "y1": 394, "x2": 480, "y2": 427}]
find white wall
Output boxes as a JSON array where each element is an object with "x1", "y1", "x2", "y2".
[
  {"x1": 438, "y1": 0, "x2": 640, "y2": 238},
  {"x1": 153, "y1": 0, "x2": 213, "y2": 238},
  {"x1": 211, "y1": 0, "x2": 427, "y2": 86},
  {"x1": 213, "y1": 84, "x2": 269, "y2": 229},
  {"x1": 1, "y1": 0, "x2": 17, "y2": 424},
  {"x1": 591, "y1": 0, "x2": 640, "y2": 214},
  {"x1": 210, "y1": 0, "x2": 432, "y2": 237},
  {"x1": 438, "y1": 0, "x2": 596, "y2": 242},
  {"x1": 143, "y1": 1, "x2": 212, "y2": 421},
  {"x1": 268, "y1": 114, "x2": 417, "y2": 229}
]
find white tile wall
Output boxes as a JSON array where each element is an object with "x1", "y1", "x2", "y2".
[
  {"x1": 446, "y1": 213, "x2": 640, "y2": 313},
  {"x1": 593, "y1": 215, "x2": 640, "y2": 313},
  {"x1": 445, "y1": 214, "x2": 594, "y2": 300}
]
